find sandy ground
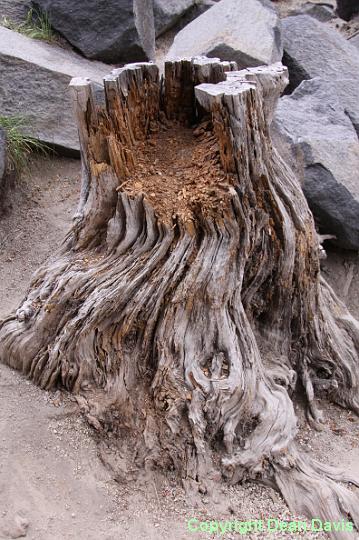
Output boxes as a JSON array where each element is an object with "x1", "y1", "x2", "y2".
[{"x1": 0, "y1": 155, "x2": 358, "y2": 540}]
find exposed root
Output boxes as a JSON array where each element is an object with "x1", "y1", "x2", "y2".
[{"x1": 274, "y1": 449, "x2": 359, "y2": 540}]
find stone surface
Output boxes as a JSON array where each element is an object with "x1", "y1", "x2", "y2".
[
  {"x1": 290, "y1": 2, "x2": 335, "y2": 22},
  {"x1": 155, "y1": 0, "x2": 219, "y2": 39},
  {"x1": 282, "y1": 15, "x2": 359, "y2": 134},
  {"x1": 154, "y1": 0, "x2": 196, "y2": 36},
  {"x1": 0, "y1": 0, "x2": 30, "y2": 24},
  {"x1": 166, "y1": 0, "x2": 282, "y2": 69},
  {"x1": 336, "y1": 0, "x2": 359, "y2": 20},
  {"x1": 274, "y1": 78, "x2": 359, "y2": 250},
  {"x1": 32, "y1": 0, "x2": 155, "y2": 64},
  {"x1": 349, "y1": 32, "x2": 359, "y2": 49},
  {"x1": 0, "y1": 26, "x2": 110, "y2": 152}
]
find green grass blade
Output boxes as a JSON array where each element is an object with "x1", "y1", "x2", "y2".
[{"x1": 0, "y1": 116, "x2": 51, "y2": 173}]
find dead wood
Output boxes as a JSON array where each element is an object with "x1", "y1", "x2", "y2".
[{"x1": 1, "y1": 57, "x2": 359, "y2": 538}]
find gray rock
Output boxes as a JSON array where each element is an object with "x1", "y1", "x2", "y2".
[
  {"x1": 289, "y1": 2, "x2": 335, "y2": 22},
  {"x1": 166, "y1": 0, "x2": 283, "y2": 69},
  {"x1": 336, "y1": 0, "x2": 359, "y2": 20},
  {"x1": 349, "y1": 32, "x2": 359, "y2": 50},
  {"x1": 184, "y1": 0, "x2": 219, "y2": 22},
  {"x1": 282, "y1": 15, "x2": 359, "y2": 134},
  {"x1": 154, "y1": 0, "x2": 219, "y2": 38},
  {"x1": 0, "y1": 26, "x2": 110, "y2": 152},
  {"x1": 154, "y1": 0, "x2": 196, "y2": 36},
  {"x1": 0, "y1": 0, "x2": 30, "y2": 24},
  {"x1": 274, "y1": 78, "x2": 359, "y2": 250},
  {"x1": 32, "y1": 0, "x2": 155, "y2": 64}
]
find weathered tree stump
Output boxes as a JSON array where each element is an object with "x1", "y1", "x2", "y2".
[{"x1": 1, "y1": 57, "x2": 359, "y2": 536}]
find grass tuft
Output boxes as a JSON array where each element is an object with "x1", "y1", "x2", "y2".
[
  {"x1": 1, "y1": 8, "x2": 56, "y2": 43},
  {"x1": 0, "y1": 116, "x2": 50, "y2": 173}
]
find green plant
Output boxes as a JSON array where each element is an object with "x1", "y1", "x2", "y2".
[
  {"x1": 1, "y1": 8, "x2": 56, "y2": 42},
  {"x1": 0, "y1": 116, "x2": 49, "y2": 173}
]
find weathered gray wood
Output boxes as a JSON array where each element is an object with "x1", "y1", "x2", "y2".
[
  {"x1": 1, "y1": 58, "x2": 359, "y2": 539},
  {"x1": 164, "y1": 56, "x2": 238, "y2": 123}
]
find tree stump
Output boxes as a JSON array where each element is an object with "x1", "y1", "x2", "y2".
[{"x1": 1, "y1": 57, "x2": 359, "y2": 536}]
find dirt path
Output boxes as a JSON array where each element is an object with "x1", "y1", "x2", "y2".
[
  {"x1": 0, "y1": 156, "x2": 80, "y2": 316},
  {"x1": 0, "y1": 155, "x2": 358, "y2": 539}
]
